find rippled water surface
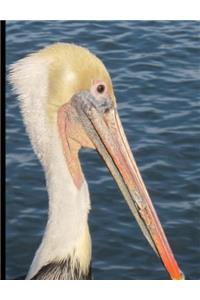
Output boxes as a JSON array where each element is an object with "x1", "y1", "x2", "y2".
[{"x1": 6, "y1": 21, "x2": 200, "y2": 279}]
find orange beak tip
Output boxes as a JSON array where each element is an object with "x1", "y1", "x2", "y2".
[
  {"x1": 172, "y1": 271, "x2": 185, "y2": 280},
  {"x1": 178, "y1": 272, "x2": 185, "y2": 280}
]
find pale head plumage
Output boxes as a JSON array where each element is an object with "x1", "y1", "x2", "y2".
[{"x1": 10, "y1": 43, "x2": 115, "y2": 165}]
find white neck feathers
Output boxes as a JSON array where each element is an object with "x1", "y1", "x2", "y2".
[
  {"x1": 27, "y1": 126, "x2": 91, "y2": 279},
  {"x1": 10, "y1": 51, "x2": 92, "y2": 279}
]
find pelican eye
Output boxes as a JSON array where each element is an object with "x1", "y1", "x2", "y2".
[{"x1": 96, "y1": 84, "x2": 105, "y2": 94}]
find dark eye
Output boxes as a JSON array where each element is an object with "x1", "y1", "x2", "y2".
[{"x1": 97, "y1": 84, "x2": 105, "y2": 94}]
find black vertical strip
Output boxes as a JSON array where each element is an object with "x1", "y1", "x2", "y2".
[{"x1": 1, "y1": 20, "x2": 6, "y2": 280}]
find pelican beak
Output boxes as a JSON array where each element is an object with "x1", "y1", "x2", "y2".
[{"x1": 71, "y1": 91, "x2": 184, "y2": 280}]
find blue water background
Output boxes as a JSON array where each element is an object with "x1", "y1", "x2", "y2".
[{"x1": 6, "y1": 21, "x2": 200, "y2": 279}]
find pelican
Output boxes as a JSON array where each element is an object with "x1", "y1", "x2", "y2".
[{"x1": 10, "y1": 43, "x2": 184, "y2": 280}]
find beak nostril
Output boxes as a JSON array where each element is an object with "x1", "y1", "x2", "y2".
[{"x1": 104, "y1": 107, "x2": 110, "y2": 114}]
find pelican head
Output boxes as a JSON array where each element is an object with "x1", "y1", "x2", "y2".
[{"x1": 10, "y1": 43, "x2": 183, "y2": 280}]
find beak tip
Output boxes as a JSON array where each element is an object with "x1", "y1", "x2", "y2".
[
  {"x1": 179, "y1": 271, "x2": 185, "y2": 280},
  {"x1": 172, "y1": 271, "x2": 185, "y2": 280}
]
